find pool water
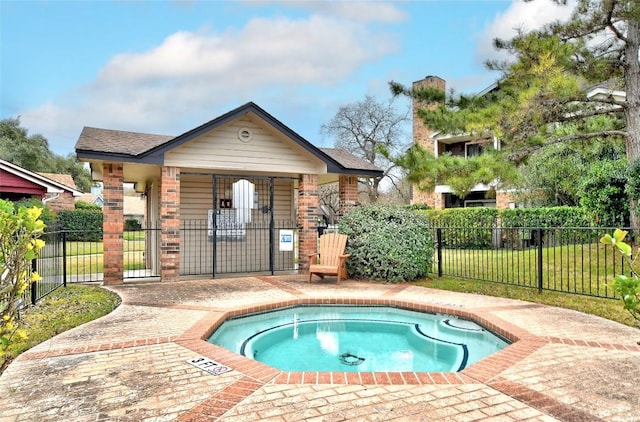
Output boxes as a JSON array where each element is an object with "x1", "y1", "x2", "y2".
[{"x1": 208, "y1": 306, "x2": 509, "y2": 372}]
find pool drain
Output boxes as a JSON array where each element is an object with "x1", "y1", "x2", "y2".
[{"x1": 340, "y1": 352, "x2": 365, "y2": 366}]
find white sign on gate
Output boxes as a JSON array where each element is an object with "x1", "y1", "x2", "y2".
[{"x1": 279, "y1": 229, "x2": 294, "y2": 251}]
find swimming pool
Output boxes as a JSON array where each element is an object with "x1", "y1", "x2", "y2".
[{"x1": 208, "y1": 305, "x2": 509, "y2": 372}]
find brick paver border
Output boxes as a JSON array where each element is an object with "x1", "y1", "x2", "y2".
[{"x1": 10, "y1": 277, "x2": 640, "y2": 422}]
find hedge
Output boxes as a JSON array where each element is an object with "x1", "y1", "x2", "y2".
[
  {"x1": 416, "y1": 206, "x2": 613, "y2": 248},
  {"x1": 55, "y1": 209, "x2": 103, "y2": 241}
]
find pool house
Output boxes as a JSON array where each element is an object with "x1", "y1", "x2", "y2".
[{"x1": 75, "y1": 102, "x2": 382, "y2": 285}]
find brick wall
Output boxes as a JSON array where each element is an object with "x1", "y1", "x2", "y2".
[
  {"x1": 412, "y1": 189, "x2": 436, "y2": 208},
  {"x1": 411, "y1": 76, "x2": 446, "y2": 207},
  {"x1": 338, "y1": 175, "x2": 358, "y2": 217},
  {"x1": 160, "y1": 166, "x2": 180, "y2": 282},
  {"x1": 102, "y1": 163, "x2": 123, "y2": 285},
  {"x1": 496, "y1": 191, "x2": 515, "y2": 210},
  {"x1": 44, "y1": 191, "x2": 75, "y2": 212},
  {"x1": 298, "y1": 174, "x2": 318, "y2": 271}
]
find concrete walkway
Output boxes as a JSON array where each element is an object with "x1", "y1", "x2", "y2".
[{"x1": 1, "y1": 275, "x2": 639, "y2": 421}]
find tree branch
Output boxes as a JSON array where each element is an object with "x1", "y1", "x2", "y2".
[
  {"x1": 605, "y1": 1, "x2": 628, "y2": 43},
  {"x1": 508, "y1": 130, "x2": 629, "y2": 161}
]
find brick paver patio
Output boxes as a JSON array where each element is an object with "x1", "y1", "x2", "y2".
[{"x1": 1, "y1": 275, "x2": 639, "y2": 421}]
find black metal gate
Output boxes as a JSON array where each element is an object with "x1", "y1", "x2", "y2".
[{"x1": 181, "y1": 175, "x2": 298, "y2": 277}]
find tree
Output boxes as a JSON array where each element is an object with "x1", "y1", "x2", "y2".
[
  {"x1": 391, "y1": 0, "x2": 640, "y2": 225},
  {"x1": 0, "y1": 118, "x2": 92, "y2": 192},
  {"x1": 0, "y1": 118, "x2": 54, "y2": 171},
  {"x1": 320, "y1": 95, "x2": 410, "y2": 203},
  {"x1": 516, "y1": 137, "x2": 627, "y2": 208}
]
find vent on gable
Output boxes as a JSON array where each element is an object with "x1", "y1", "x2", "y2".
[{"x1": 238, "y1": 128, "x2": 253, "y2": 143}]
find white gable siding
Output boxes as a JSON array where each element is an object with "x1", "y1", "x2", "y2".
[{"x1": 164, "y1": 116, "x2": 326, "y2": 175}]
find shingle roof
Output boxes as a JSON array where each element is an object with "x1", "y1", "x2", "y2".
[
  {"x1": 38, "y1": 172, "x2": 77, "y2": 190},
  {"x1": 75, "y1": 103, "x2": 383, "y2": 177},
  {"x1": 320, "y1": 148, "x2": 381, "y2": 173},
  {"x1": 76, "y1": 127, "x2": 174, "y2": 156}
]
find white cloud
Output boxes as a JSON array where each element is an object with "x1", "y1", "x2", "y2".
[
  {"x1": 19, "y1": 13, "x2": 399, "y2": 153},
  {"x1": 476, "y1": 0, "x2": 576, "y2": 64},
  {"x1": 248, "y1": 0, "x2": 407, "y2": 23}
]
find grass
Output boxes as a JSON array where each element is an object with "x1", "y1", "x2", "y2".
[
  {"x1": 1, "y1": 284, "x2": 120, "y2": 374},
  {"x1": 414, "y1": 276, "x2": 637, "y2": 328},
  {"x1": 439, "y1": 242, "x2": 626, "y2": 299}
]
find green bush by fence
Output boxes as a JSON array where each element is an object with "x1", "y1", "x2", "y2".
[
  {"x1": 416, "y1": 206, "x2": 616, "y2": 249},
  {"x1": 419, "y1": 208, "x2": 499, "y2": 248},
  {"x1": 55, "y1": 209, "x2": 103, "y2": 241},
  {"x1": 340, "y1": 204, "x2": 434, "y2": 282},
  {"x1": 498, "y1": 206, "x2": 595, "y2": 228}
]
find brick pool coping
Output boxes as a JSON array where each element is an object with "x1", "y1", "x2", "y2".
[
  {"x1": 171, "y1": 293, "x2": 630, "y2": 421},
  {"x1": 174, "y1": 296, "x2": 545, "y2": 388}
]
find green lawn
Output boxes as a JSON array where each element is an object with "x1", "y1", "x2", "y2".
[
  {"x1": 438, "y1": 243, "x2": 625, "y2": 299},
  {"x1": 1, "y1": 285, "x2": 120, "y2": 374}
]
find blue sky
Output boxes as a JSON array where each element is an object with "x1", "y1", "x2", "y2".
[{"x1": 0, "y1": 0, "x2": 573, "y2": 155}]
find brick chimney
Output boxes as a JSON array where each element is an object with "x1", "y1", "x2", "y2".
[{"x1": 411, "y1": 75, "x2": 445, "y2": 207}]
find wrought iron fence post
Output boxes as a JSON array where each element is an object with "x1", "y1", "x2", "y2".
[
  {"x1": 537, "y1": 227, "x2": 543, "y2": 293},
  {"x1": 31, "y1": 259, "x2": 37, "y2": 305},
  {"x1": 437, "y1": 228, "x2": 443, "y2": 277},
  {"x1": 62, "y1": 231, "x2": 67, "y2": 287}
]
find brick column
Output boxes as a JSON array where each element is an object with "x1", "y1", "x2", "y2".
[
  {"x1": 103, "y1": 163, "x2": 123, "y2": 285},
  {"x1": 160, "y1": 166, "x2": 180, "y2": 282},
  {"x1": 496, "y1": 191, "x2": 515, "y2": 209},
  {"x1": 298, "y1": 174, "x2": 318, "y2": 272},
  {"x1": 338, "y1": 175, "x2": 358, "y2": 217}
]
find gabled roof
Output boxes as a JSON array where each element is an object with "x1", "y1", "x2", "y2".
[
  {"x1": 75, "y1": 102, "x2": 382, "y2": 177},
  {"x1": 76, "y1": 127, "x2": 174, "y2": 157},
  {"x1": 0, "y1": 159, "x2": 83, "y2": 196},
  {"x1": 320, "y1": 148, "x2": 381, "y2": 173},
  {"x1": 38, "y1": 172, "x2": 77, "y2": 190}
]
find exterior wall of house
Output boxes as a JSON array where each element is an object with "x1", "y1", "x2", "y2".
[
  {"x1": 44, "y1": 191, "x2": 75, "y2": 211},
  {"x1": 496, "y1": 191, "x2": 515, "y2": 210},
  {"x1": 0, "y1": 169, "x2": 47, "y2": 199},
  {"x1": 102, "y1": 163, "x2": 124, "y2": 285},
  {"x1": 164, "y1": 117, "x2": 326, "y2": 175}
]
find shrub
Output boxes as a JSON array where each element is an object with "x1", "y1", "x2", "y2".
[
  {"x1": 578, "y1": 160, "x2": 629, "y2": 226},
  {"x1": 55, "y1": 209, "x2": 103, "y2": 241},
  {"x1": 421, "y1": 207, "x2": 499, "y2": 228},
  {"x1": 420, "y1": 208, "x2": 499, "y2": 248},
  {"x1": 13, "y1": 198, "x2": 55, "y2": 230},
  {"x1": 600, "y1": 229, "x2": 640, "y2": 328},
  {"x1": 75, "y1": 201, "x2": 101, "y2": 210},
  {"x1": 124, "y1": 219, "x2": 141, "y2": 230},
  {"x1": 339, "y1": 205, "x2": 434, "y2": 282},
  {"x1": 0, "y1": 199, "x2": 45, "y2": 369}
]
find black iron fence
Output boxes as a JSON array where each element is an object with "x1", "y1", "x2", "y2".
[
  {"x1": 432, "y1": 226, "x2": 634, "y2": 299},
  {"x1": 25, "y1": 224, "x2": 632, "y2": 305},
  {"x1": 27, "y1": 221, "x2": 299, "y2": 304}
]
